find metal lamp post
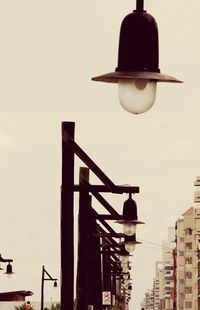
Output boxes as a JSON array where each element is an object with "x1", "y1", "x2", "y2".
[
  {"x1": 40, "y1": 265, "x2": 58, "y2": 310},
  {"x1": 92, "y1": 0, "x2": 182, "y2": 114},
  {"x1": 61, "y1": 121, "x2": 140, "y2": 310}
]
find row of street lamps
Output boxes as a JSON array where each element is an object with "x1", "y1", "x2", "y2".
[
  {"x1": 60, "y1": 0, "x2": 182, "y2": 309},
  {"x1": 1, "y1": 0, "x2": 182, "y2": 309},
  {"x1": 61, "y1": 122, "x2": 143, "y2": 309}
]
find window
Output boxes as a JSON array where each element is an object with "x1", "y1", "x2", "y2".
[
  {"x1": 180, "y1": 237, "x2": 184, "y2": 242},
  {"x1": 185, "y1": 228, "x2": 192, "y2": 235},
  {"x1": 185, "y1": 242, "x2": 192, "y2": 250},
  {"x1": 185, "y1": 301, "x2": 192, "y2": 308},
  {"x1": 185, "y1": 257, "x2": 192, "y2": 264},
  {"x1": 185, "y1": 271, "x2": 192, "y2": 279},
  {"x1": 185, "y1": 287, "x2": 192, "y2": 294}
]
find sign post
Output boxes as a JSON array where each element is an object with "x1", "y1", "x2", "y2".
[{"x1": 102, "y1": 291, "x2": 112, "y2": 306}]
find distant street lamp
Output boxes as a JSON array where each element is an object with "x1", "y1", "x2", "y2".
[
  {"x1": 40, "y1": 266, "x2": 57, "y2": 310},
  {"x1": 92, "y1": 0, "x2": 182, "y2": 114},
  {"x1": 116, "y1": 194, "x2": 143, "y2": 253},
  {"x1": 0, "y1": 254, "x2": 14, "y2": 277}
]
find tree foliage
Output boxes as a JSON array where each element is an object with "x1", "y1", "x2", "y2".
[
  {"x1": 15, "y1": 302, "x2": 35, "y2": 310},
  {"x1": 44, "y1": 303, "x2": 60, "y2": 310}
]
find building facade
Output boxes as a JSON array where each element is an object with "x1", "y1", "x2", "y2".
[
  {"x1": 141, "y1": 177, "x2": 200, "y2": 310},
  {"x1": 175, "y1": 206, "x2": 200, "y2": 310}
]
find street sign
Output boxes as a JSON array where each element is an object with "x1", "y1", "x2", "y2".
[{"x1": 102, "y1": 291, "x2": 111, "y2": 305}]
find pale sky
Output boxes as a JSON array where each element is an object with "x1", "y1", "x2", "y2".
[{"x1": 0, "y1": 0, "x2": 199, "y2": 309}]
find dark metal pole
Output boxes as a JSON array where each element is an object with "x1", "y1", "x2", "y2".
[
  {"x1": 89, "y1": 209, "x2": 102, "y2": 310},
  {"x1": 76, "y1": 167, "x2": 90, "y2": 310},
  {"x1": 136, "y1": 0, "x2": 144, "y2": 13},
  {"x1": 61, "y1": 121, "x2": 75, "y2": 310},
  {"x1": 41, "y1": 266, "x2": 45, "y2": 310}
]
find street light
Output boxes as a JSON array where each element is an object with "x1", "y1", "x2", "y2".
[
  {"x1": 5, "y1": 262, "x2": 14, "y2": 278},
  {"x1": 92, "y1": 0, "x2": 182, "y2": 114},
  {"x1": 116, "y1": 194, "x2": 144, "y2": 252},
  {"x1": 61, "y1": 121, "x2": 140, "y2": 310},
  {"x1": 0, "y1": 254, "x2": 14, "y2": 278},
  {"x1": 40, "y1": 265, "x2": 58, "y2": 310}
]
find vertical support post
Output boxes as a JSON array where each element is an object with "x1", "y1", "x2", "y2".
[
  {"x1": 111, "y1": 273, "x2": 116, "y2": 306},
  {"x1": 102, "y1": 247, "x2": 111, "y2": 309},
  {"x1": 61, "y1": 121, "x2": 75, "y2": 310},
  {"x1": 89, "y1": 209, "x2": 102, "y2": 310},
  {"x1": 41, "y1": 265, "x2": 45, "y2": 310},
  {"x1": 76, "y1": 167, "x2": 90, "y2": 310}
]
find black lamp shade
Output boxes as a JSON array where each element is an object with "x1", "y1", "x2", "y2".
[
  {"x1": 54, "y1": 281, "x2": 58, "y2": 288},
  {"x1": 124, "y1": 234, "x2": 142, "y2": 245},
  {"x1": 119, "y1": 244, "x2": 131, "y2": 257},
  {"x1": 5, "y1": 263, "x2": 13, "y2": 275},
  {"x1": 117, "y1": 11, "x2": 159, "y2": 73},
  {"x1": 92, "y1": 9, "x2": 182, "y2": 83},
  {"x1": 123, "y1": 197, "x2": 138, "y2": 221},
  {"x1": 116, "y1": 197, "x2": 144, "y2": 224}
]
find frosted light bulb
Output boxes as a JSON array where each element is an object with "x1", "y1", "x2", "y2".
[
  {"x1": 123, "y1": 223, "x2": 136, "y2": 236},
  {"x1": 119, "y1": 255, "x2": 129, "y2": 264},
  {"x1": 125, "y1": 242, "x2": 136, "y2": 253},
  {"x1": 118, "y1": 79, "x2": 157, "y2": 114},
  {"x1": 123, "y1": 273, "x2": 129, "y2": 280},
  {"x1": 121, "y1": 264, "x2": 129, "y2": 273}
]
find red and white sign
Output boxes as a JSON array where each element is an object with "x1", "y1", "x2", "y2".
[{"x1": 102, "y1": 291, "x2": 111, "y2": 305}]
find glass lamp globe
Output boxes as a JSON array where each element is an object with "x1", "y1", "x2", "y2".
[
  {"x1": 125, "y1": 242, "x2": 136, "y2": 253},
  {"x1": 123, "y1": 223, "x2": 136, "y2": 236},
  {"x1": 124, "y1": 279, "x2": 130, "y2": 287},
  {"x1": 118, "y1": 79, "x2": 156, "y2": 114},
  {"x1": 119, "y1": 255, "x2": 129, "y2": 264},
  {"x1": 123, "y1": 273, "x2": 129, "y2": 280},
  {"x1": 121, "y1": 263, "x2": 129, "y2": 273}
]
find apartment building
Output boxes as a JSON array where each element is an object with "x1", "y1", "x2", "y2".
[
  {"x1": 161, "y1": 227, "x2": 176, "y2": 310},
  {"x1": 141, "y1": 177, "x2": 200, "y2": 310},
  {"x1": 175, "y1": 206, "x2": 200, "y2": 310},
  {"x1": 140, "y1": 289, "x2": 154, "y2": 310},
  {"x1": 153, "y1": 262, "x2": 163, "y2": 310}
]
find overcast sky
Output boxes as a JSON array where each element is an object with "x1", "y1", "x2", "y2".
[{"x1": 0, "y1": 0, "x2": 199, "y2": 308}]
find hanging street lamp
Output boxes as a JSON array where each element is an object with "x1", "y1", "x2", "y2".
[
  {"x1": 116, "y1": 194, "x2": 144, "y2": 252},
  {"x1": 0, "y1": 254, "x2": 14, "y2": 278},
  {"x1": 92, "y1": 0, "x2": 182, "y2": 114},
  {"x1": 40, "y1": 266, "x2": 58, "y2": 310}
]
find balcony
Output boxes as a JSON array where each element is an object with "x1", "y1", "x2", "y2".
[
  {"x1": 164, "y1": 292, "x2": 171, "y2": 299},
  {"x1": 164, "y1": 270, "x2": 173, "y2": 277},
  {"x1": 164, "y1": 283, "x2": 173, "y2": 289}
]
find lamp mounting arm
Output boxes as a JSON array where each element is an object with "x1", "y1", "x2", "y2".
[
  {"x1": 43, "y1": 267, "x2": 57, "y2": 282},
  {"x1": 135, "y1": 0, "x2": 144, "y2": 13},
  {"x1": 0, "y1": 254, "x2": 13, "y2": 263}
]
